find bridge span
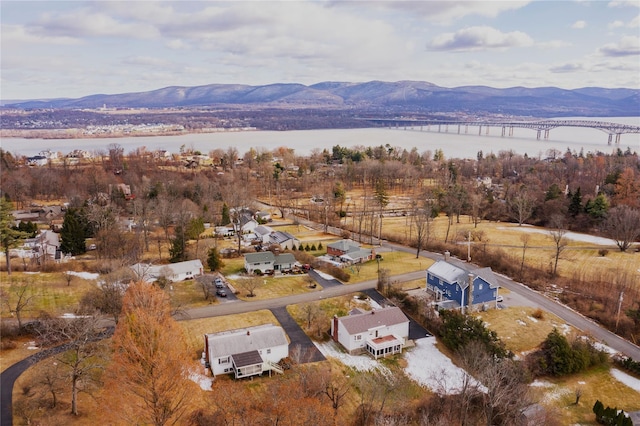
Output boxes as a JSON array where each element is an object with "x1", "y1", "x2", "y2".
[{"x1": 361, "y1": 118, "x2": 640, "y2": 144}]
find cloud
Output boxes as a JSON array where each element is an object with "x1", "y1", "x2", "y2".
[
  {"x1": 121, "y1": 56, "x2": 171, "y2": 67},
  {"x1": 1, "y1": 24, "x2": 81, "y2": 46},
  {"x1": 428, "y1": 26, "x2": 534, "y2": 51},
  {"x1": 598, "y1": 35, "x2": 640, "y2": 56},
  {"x1": 608, "y1": 20, "x2": 625, "y2": 29},
  {"x1": 608, "y1": 1, "x2": 640, "y2": 8},
  {"x1": 550, "y1": 63, "x2": 585, "y2": 73},
  {"x1": 571, "y1": 20, "x2": 587, "y2": 29},
  {"x1": 358, "y1": 1, "x2": 531, "y2": 24},
  {"x1": 32, "y1": 8, "x2": 160, "y2": 39},
  {"x1": 629, "y1": 15, "x2": 640, "y2": 27},
  {"x1": 166, "y1": 39, "x2": 191, "y2": 50}
]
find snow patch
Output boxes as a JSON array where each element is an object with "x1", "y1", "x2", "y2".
[
  {"x1": 26, "y1": 341, "x2": 39, "y2": 350},
  {"x1": 189, "y1": 370, "x2": 213, "y2": 391},
  {"x1": 611, "y1": 368, "x2": 640, "y2": 392},
  {"x1": 530, "y1": 380, "x2": 554, "y2": 388},
  {"x1": 315, "y1": 270, "x2": 335, "y2": 280},
  {"x1": 66, "y1": 271, "x2": 99, "y2": 280},
  {"x1": 496, "y1": 226, "x2": 618, "y2": 246},
  {"x1": 404, "y1": 337, "x2": 485, "y2": 395},
  {"x1": 527, "y1": 316, "x2": 539, "y2": 323},
  {"x1": 516, "y1": 319, "x2": 527, "y2": 326},
  {"x1": 314, "y1": 340, "x2": 391, "y2": 374}
]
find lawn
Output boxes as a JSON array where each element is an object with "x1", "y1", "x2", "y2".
[
  {"x1": 0, "y1": 271, "x2": 97, "y2": 319},
  {"x1": 477, "y1": 306, "x2": 572, "y2": 355},
  {"x1": 230, "y1": 274, "x2": 321, "y2": 301},
  {"x1": 345, "y1": 250, "x2": 434, "y2": 284},
  {"x1": 179, "y1": 310, "x2": 281, "y2": 357}
]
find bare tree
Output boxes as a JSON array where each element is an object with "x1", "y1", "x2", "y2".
[
  {"x1": 80, "y1": 268, "x2": 131, "y2": 324},
  {"x1": 507, "y1": 187, "x2": 536, "y2": 226},
  {"x1": 548, "y1": 214, "x2": 569, "y2": 276},
  {"x1": 36, "y1": 314, "x2": 108, "y2": 416},
  {"x1": 2, "y1": 279, "x2": 35, "y2": 328},
  {"x1": 412, "y1": 197, "x2": 435, "y2": 258},
  {"x1": 604, "y1": 205, "x2": 640, "y2": 252},
  {"x1": 237, "y1": 274, "x2": 264, "y2": 297}
]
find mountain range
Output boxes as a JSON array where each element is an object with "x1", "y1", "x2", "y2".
[{"x1": 5, "y1": 81, "x2": 640, "y2": 117}]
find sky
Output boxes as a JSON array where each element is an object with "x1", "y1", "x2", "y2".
[{"x1": 1, "y1": 1, "x2": 639, "y2": 101}]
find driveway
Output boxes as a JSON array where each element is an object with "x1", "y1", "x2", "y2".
[
  {"x1": 269, "y1": 307, "x2": 326, "y2": 363},
  {"x1": 308, "y1": 269, "x2": 343, "y2": 288}
]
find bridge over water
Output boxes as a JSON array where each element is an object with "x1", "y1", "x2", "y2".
[{"x1": 361, "y1": 118, "x2": 640, "y2": 145}]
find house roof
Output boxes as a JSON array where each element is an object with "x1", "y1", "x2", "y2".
[
  {"x1": 340, "y1": 248, "x2": 372, "y2": 261},
  {"x1": 254, "y1": 225, "x2": 274, "y2": 237},
  {"x1": 166, "y1": 259, "x2": 203, "y2": 276},
  {"x1": 327, "y1": 239, "x2": 361, "y2": 253},
  {"x1": 232, "y1": 350, "x2": 263, "y2": 368},
  {"x1": 245, "y1": 252, "x2": 276, "y2": 264},
  {"x1": 130, "y1": 259, "x2": 203, "y2": 280},
  {"x1": 428, "y1": 260, "x2": 470, "y2": 289},
  {"x1": 427, "y1": 260, "x2": 498, "y2": 289},
  {"x1": 205, "y1": 324, "x2": 288, "y2": 358},
  {"x1": 269, "y1": 231, "x2": 297, "y2": 245},
  {"x1": 338, "y1": 306, "x2": 409, "y2": 335},
  {"x1": 274, "y1": 253, "x2": 295, "y2": 266}
]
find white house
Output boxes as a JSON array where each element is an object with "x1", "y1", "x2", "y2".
[
  {"x1": 130, "y1": 259, "x2": 203, "y2": 283},
  {"x1": 331, "y1": 306, "x2": 410, "y2": 359},
  {"x1": 203, "y1": 324, "x2": 289, "y2": 378}
]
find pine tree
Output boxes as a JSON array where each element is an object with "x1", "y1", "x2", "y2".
[
  {"x1": 207, "y1": 247, "x2": 223, "y2": 271},
  {"x1": 169, "y1": 224, "x2": 187, "y2": 262},
  {"x1": 60, "y1": 208, "x2": 87, "y2": 255}
]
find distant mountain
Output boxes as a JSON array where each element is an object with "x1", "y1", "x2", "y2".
[{"x1": 5, "y1": 81, "x2": 639, "y2": 117}]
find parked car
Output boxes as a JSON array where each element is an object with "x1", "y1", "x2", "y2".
[
  {"x1": 215, "y1": 278, "x2": 224, "y2": 288},
  {"x1": 216, "y1": 289, "x2": 227, "y2": 297},
  {"x1": 496, "y1": 295, "x2": 504, "y2": 302}
]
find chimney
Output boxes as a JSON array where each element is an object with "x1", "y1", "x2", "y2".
[
  {"x1": 467, "y1": 274, "x2": 474, "y2": 309},
  {"x1": 371, "y1": 310, "x2": 375, "y2": 315},
  {"x1": 444, "y1": 251, "x2": 450, "y2": 262},
  {"x1": 247, "y1": 330, "x2": 250, "y2": 336}
]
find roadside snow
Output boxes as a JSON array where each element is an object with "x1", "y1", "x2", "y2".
[
  {"x1": 404, "y1": 337, "x2": 485, "y2": 395},
  {"x1": 496, "y1": 226, "x2": 618, "y2": 246},
  {"x1": 315, "y1": 270, "x2": 336, "y2": 280},
  {"x1": 66, "y1": 271, "x2": 99, "y2": 280},
  {"x1": 611, "y1": 369, "x2": 640, "y2": 392}
]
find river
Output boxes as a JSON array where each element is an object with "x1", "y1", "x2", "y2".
[{"x1": 1, "y1": 117, "x2": 638, "y2": 160}]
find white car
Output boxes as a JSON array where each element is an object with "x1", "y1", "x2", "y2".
[{"x1": 496, "y1": 295, "x2": 504, "y2": 302}]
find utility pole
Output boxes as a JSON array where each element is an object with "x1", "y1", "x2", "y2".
[
  {"x1": 616, "y1": 291, "x2": 624, "y2": 331},
  {"x1": 467, "y1": 230, "x2": 471, "y2": 262}
]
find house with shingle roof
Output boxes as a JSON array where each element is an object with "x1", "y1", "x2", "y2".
[
  {"x1": 203, "y1": 324, "x2": 288, "y2": 378},
  {"x1": 326, "y1": 239, "x2": 374, "y2": 264},
  {"x1": 331, "y1": 306, "x2": 410, "y2": 359},
  {"x1": 244, "y1": 252, "x2": 296, "y2": 274},
  {"x1": 426, "y1": 253, "x2": 499, "y2": 312}
]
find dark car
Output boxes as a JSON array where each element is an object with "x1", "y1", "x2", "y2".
[{"x1": 216, "y1": 289, "x2": 227, "y2": 297}]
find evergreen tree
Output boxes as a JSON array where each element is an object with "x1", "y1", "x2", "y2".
[
  {"x1": 585, "y1": 194, "x2": 609, "y2": 220},
  {"x1": 568, "y1": 187, "x2": 583, "y2": 218},
  {"x1": 169, "y1": 224, "x2": 187, "y2": 263},
  {"x1": 1, "y1": 198, "x2": 29, "y2": 275},
  {"x1": 206, "y1": 247, "x2": 223, "y2": 271},
  {"x1": 221, "y1": 203, "x2": 230, "y2": 226},
  {"x1": 60, "y1": 208, "x2": 87, "y2": 255}
]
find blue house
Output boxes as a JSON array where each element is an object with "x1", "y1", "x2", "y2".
[{"x1": 426, "y1": 258, "x2": 499, "y2": 311}]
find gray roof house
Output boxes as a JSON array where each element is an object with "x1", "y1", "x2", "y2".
[
  {"x1": 327, "y1": 239, "x2": 374, "y2": 264},
  {"x1": 204, "y1": 324, "x2": 289, "y2": 378},
  {"x1": 244, "y1": 252, "x2": 296, "y2": 274},
  {"x1": 268, "y1": 231, "x2": 300, "y2": 250},
  {"x1": 331, "y1": 306, "x2": 410, "y2": 358}
]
